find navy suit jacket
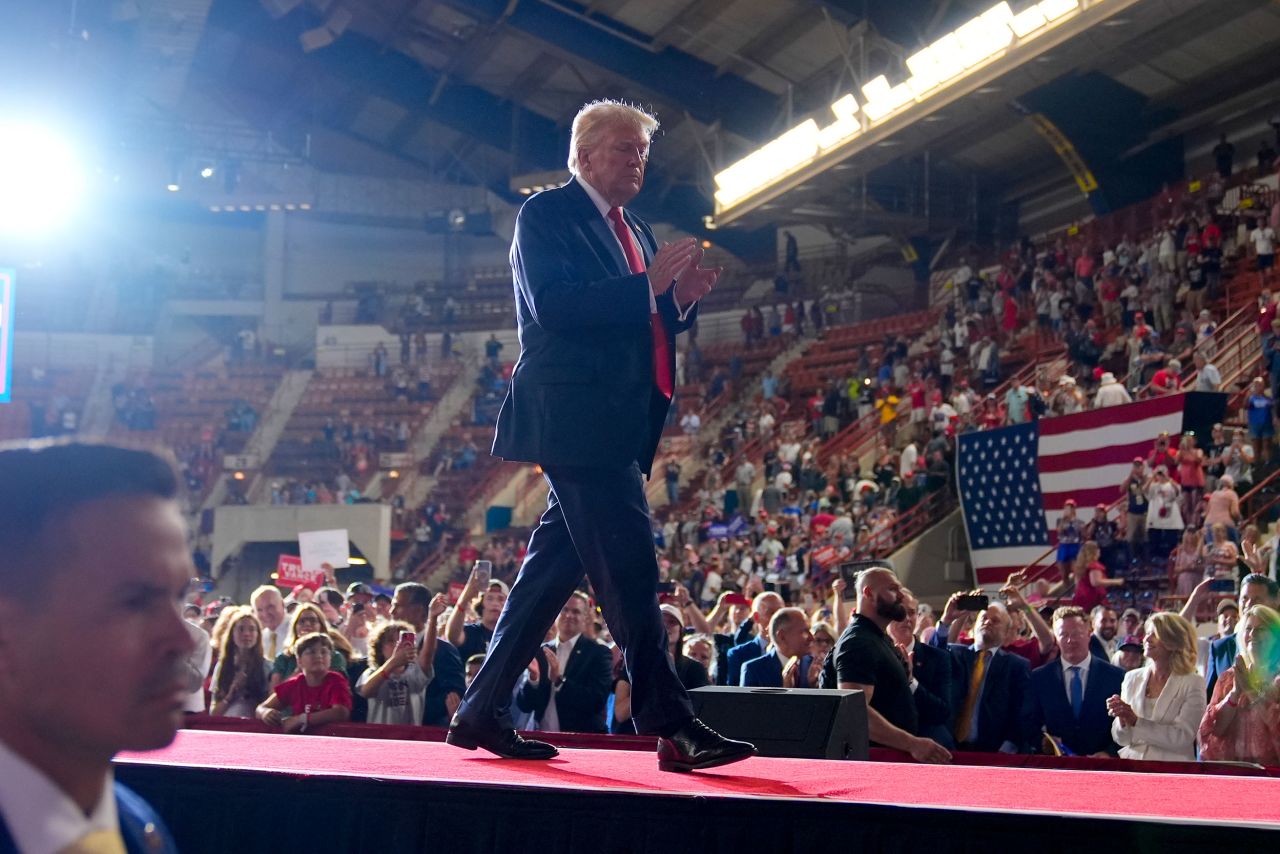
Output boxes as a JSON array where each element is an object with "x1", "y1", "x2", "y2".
[
  {"x1": 517, "y1": 636, "x2": 614, "y2": 734},
  {"x1": 0, "y1": 782, "x2": 177, "y2": 854},
  {"x1": 492, "y1": 178, "x2": 696, "y2": 475},
  {"x1": 909, "y1": 640, "x2": 954, "y2": 745},
  {"x1": 943, "y1": 644, "x2": 1029, "y2": 751},
  {"x1": 740, "y1": 650, "x2": 814, "y2": 688},
  {"x1": 1204, "y1": 633, "x2": 1237, "y2": 700},
  {"x1": 725, "y1": 636, "x2": 767, "y2": 687},
  {"x1": 1025, "y1": 656, "x2": 1125, "y2": 756}
]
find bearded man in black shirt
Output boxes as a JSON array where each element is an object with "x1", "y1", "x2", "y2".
[{"x1": 821, "y1": 567, "x2": 952, "y2": 763}]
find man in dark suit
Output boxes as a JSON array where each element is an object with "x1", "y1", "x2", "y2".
[
  {"x1": 1087, "y1": 605, "x2": 1118, "y2": 662},
  {"x1": 1024, "y1": 606, "x2": 1125, "y2": 756},
  {"x1": 449, "y1": 99, "x2": 754, "y2": 773},
  {"x1": 725, "y1": 591, "x2": 784, "y2": 686},
  {"x1": 889, "y1": 589, "x2": 953, "y2": 748},
  {"x1": 0, "y1": 443, "x2": 186, "y2": 853},
  {"x1": 516, "y1": 592, "x2": 614, "y2": 733},
  {"x1": 930, "y1": 593, "x2": 1029, "y2": 753},
  {"x1": 741, "y1": 608, "x2": 815, "y2": 688}
]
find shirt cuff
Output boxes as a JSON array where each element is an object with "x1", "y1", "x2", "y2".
[{"x1": 674, "y1": 295, "x2": 697, "y2": 321}]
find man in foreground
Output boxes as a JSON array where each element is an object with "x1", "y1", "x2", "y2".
[{"x1": 0, "y1": 442, "x2": 194, "y2": 853}]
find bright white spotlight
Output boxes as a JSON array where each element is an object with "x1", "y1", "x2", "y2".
[
  {"x1": 0, "y1": 122, "x2": 84, "y2": 235},
  {"x1": 200, "y1": 165, "x2": 215, "y2": 179}
]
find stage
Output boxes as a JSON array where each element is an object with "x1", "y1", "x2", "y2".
[{"x1": 116, "y1": 728, "x2": 1280, "y2": 853}]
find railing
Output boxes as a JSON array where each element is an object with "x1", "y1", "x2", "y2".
[
  {"x1": 1128, "y1": 300, "x2": 1255, "y2": 396},
  {"x1": 857, "y1": 488, "x2": 958, "y2": 559}
]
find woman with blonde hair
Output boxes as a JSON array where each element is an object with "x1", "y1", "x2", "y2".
[
  {"x1": 1106, "y1": 612, "x2": 1205, "y2": 761},
  {"x1": 1068, "y1": 541, "x2": 1124, "y2": 611},
  {"x1": 1199, "y1": 605, "x2": 1280, "y2": 763}
]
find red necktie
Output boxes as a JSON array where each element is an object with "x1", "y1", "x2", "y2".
[{"x1": 608, "y1": 207, "x2": 673, "y2": 398}]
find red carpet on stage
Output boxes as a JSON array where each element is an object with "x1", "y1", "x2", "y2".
[{"x1": 119, "y1": 729, "x2": 1280, "y2": 830}]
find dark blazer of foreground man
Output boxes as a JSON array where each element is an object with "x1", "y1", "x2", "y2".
[
  {"x1": 0, "y1": 442, "x2": 190, "y2": 854},
  {"x1": 448, "y1": 99, "x2": 755, "y2": 772}
]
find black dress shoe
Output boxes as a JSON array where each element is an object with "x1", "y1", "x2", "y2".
[
  {"x1": 657, "y1": 718, "x2": 756, "y2": 773},
  {"x1": 446, "y1": 717, "x2": 559, "y2": 760}
]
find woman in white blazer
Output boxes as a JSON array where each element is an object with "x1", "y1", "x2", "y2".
[{"x1": 1106, "y1": 612, "x2": 1206, "y2": 761}]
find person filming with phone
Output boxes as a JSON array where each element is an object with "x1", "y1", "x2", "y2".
[
  {"x1": 930, "y1": 590, "x2": 1030, "y2": 754},
  {"x1": 445, "y1": 560, "x2": 508, "y2": 662}
]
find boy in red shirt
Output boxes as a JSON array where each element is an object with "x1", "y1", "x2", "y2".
[{"x1": 257, "y1": 632, "x2": 352, "y2": 733}]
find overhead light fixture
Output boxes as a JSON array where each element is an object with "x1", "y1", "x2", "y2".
[
  {"x1": 0, "y1": 121, "x2": 86, "y2": 236},
  {"x1": 166, "y1": 181, "x2": 180, "y2": 192},
  {"x1": 200, "y1": 165, "x2": 215, "y2": 179},
  {"x1": 299, "y1": 202, "x2": 311, "y2": 210}
]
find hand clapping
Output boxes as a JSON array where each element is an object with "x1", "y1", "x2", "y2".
[
  {"x1": 672, "y1": 245, "x2": 722, "y2": 307},
  {"x1": 647, "y1": 239, "x2": 698, "y2": 296}
]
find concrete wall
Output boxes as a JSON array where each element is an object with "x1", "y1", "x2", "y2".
[
  {"x1": 888, "y1": 509, "x2": 973, "y2": 609},
  {"x1": 14, "y1": 331, "x2": 154, "y2": 372},
  {"x1": 211, "y1": 503, "x2": 392, "y2": 586}
]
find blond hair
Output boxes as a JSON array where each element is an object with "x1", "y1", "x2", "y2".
[
  {"x1": 1240, "y1": 605, "x2": 1280, "y2": 678},
  {"x1": 568, "y1": 100, "x2": 658, "y2": 175},
  {"x1": 1146, "y1": 612, "x2": 1197, "y2": 676}
]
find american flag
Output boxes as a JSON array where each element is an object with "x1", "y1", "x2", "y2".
[{"x1": 957, "y1": 393, "x2": 1214, "y2": 586}]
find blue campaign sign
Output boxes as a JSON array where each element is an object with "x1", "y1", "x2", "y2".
[
  {"x1": 706, "y1": 523, "x2": 730, "y2": 540},
  {"x1": 0, "y1": 269, "x2": 12, "y2": 403}
]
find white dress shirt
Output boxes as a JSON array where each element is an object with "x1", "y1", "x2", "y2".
[
  {"x1": 0, "y1": 739, "x2": 119, "y2": 854},
  {"x1": 538, "y1": 633, "x2": 580, "y2": 733},
  {"x1": 577, "y1": 178, "x2": 695, "y2": 321},
  {"x1": 1060, "y1": 654, "x2": 1092, "y2": 700}
]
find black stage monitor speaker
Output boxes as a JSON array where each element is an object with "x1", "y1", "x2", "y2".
[{"x1": 689, "y1": 686, "x2": 868, "y2": 761}]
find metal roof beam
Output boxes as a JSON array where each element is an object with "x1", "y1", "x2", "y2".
[{"x1": 450, "y1": 0, "x2": 779, "y2": 139}]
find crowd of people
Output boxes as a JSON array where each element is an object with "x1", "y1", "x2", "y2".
[{"x1": 177, "y1": 550, "x2": 1280, "y2": 767}]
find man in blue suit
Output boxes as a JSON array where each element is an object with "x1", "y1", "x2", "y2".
[
  {"x1": 449, "y1": 99, "x2": 754, "y2": 773},
  {"x1": 930, "y1": 593, "x2": 1029, "y2": 753},
  {"x1": 741, "y1": 608, "x2": 815, "y2": 688},
  {"x1": 0, "y1": 443, "x2": 187, "y2": 853},
  {"x1": 725, "y1": 592, "x2": 784, "y2": 686},
  {"x1": 1024, "y1": 606, "x2": 1125, "y2": 756}
]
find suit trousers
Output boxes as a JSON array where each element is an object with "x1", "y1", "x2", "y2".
[{"x1": 456, "y1": 462, "x2": 694, "y2": 734}]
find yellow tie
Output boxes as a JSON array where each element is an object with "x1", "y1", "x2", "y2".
[
  {"x1": 954, "y1": 650, "x2": 990, "y2": 744},
  {"x1": 59, "y1": 828, "x2": 128, "y2": 854},
  {"x1": 267, "y1": 632, "x2": 277, "y2": 659}
]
